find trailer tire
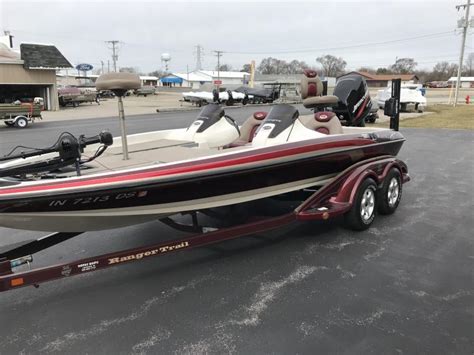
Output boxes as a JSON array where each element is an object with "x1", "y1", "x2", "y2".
[
  {"x1": 344, "y1": 178, "x2": 377, "y2": 231},
  {"x1": 15, "y1": 116, "x2": 28, "y2": 128},
  {"x1": 378, "y1": 168, "x2": 402, "y2": 215}
]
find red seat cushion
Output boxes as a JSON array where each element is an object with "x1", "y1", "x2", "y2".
[
  {"x1": 253, "y1": 111, "x2": 267, "y2": 120},
  {"x1": 314, "y1": 111, "x2": 336, "y2": 122},
  {"x1": 316, "y1": 127, "x2": 330, "y2": 135}
]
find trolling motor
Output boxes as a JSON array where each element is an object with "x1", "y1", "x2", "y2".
[{"x1": 0, "y1": 131, "x2": 113, "y2": 177}]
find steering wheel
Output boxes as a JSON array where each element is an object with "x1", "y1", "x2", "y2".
[{"x1": 225, "y1": 115, "x2": 240, "y2": 135}]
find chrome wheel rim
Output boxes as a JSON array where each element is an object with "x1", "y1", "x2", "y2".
[
  {"x1": 360, "y1": 187, "x2": 375, "y2": 222},
  {"x1": 17, "y1": 119, "x2": 26, "y2": 127},
  {"x1": 387, "y1": 177, "x2": 400, "y2": 207}
]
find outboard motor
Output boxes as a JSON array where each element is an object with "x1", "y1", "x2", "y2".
[
  {"x1": 182, "y1": 104, "x2": 240, "y2": 149},
  {"x1": 332, "y1": 74, "x2": 372, "y2": 126}
]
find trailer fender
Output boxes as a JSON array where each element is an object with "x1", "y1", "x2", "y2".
[
  {"x1": 334, "y1": 159, "x2": 409, "y2": 206},
  {"x1": 333, "y1": 168, "x2": 379, "y2": 206}
]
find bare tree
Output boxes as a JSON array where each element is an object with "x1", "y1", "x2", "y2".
[
  {"x1": 258, "y1": 57, "x2": 287, "y2": 74},
  {"x1": 389, "y1": 58, "x2": 417, "y2": 74},
  {"x1": 316, "y1": 55, "x2": 347, "y2": 77},
  {"x1": 216, "y1": 64, "x2": 232, "y2": 71},
  {"x1": 119, "y1": 67, "x2": 138, "y2": 73},
  {"x1": 148, "y1": 69, "x2": 165, "y2": 78},
  {"x1": 431, "y1": 62, "x2": 458, "y2": 80},
  {"x1": 240, "y1": 64, "x2": 252, "y2": 73},
  {"x1": 356, "y1": 66, "x2": 376, "y2": 74},
  {"x1": 376, "y1": 67, "x2": 392, "y2": 74},
  {"x1": 257, "y1": 57, "x2": 313, "y2": 75}
]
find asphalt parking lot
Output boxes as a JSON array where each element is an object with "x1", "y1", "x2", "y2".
[{"x1": 0, "y1": 107, "x2": 473, "y2": 354}]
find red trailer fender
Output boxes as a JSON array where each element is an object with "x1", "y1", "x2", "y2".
[{"x1": 296, "y1": 156, "x2": 409, "y2": 221}]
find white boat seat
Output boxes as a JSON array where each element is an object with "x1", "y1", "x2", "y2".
[
  {"x1": 299, "y1": 112, "x2": 343, "y2": 135},
  {"x1": 96, "y1": 73, "x2": 141, "y2": 91},
  {"x1": 230, "y1": 111, "x2": 267, "y2": 146}
]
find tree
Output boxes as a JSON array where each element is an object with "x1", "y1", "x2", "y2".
[
  {"x1": 241, "y1": 64, "x2": 252, "y2": 73},
  {"x1": 465, "y1": 52, "x2": 474, "y2": 76},
  {"x1": 287, "y1": 59, "x2": 312, "y2": 74},
  {"x1": 316, "y1": 54, "x2": 347, "y2": 77},
  {"x1": 376, "y1": 67, "x2": 392, "y2": 74},
  {"x1": 256, "y1": 57, "x2": 313, "y2": 75},
  {"x1": 148, "y1": 69, "x2": 165, "y2": 78},
  {"x1": 431, "y1": 61, "x2": 458, "y2": 81},
  {"x1": 258, "y1": 57, "x2": 287, "y2": 74},
  {"x1": 356, "y1": 66, "x2": 376, "y2": 74},
  {"x1": 216, "y1": 64, "x2": 232, "y2": 71},
  {"x1": 119, "y1": 67, "x2": 138, "y2": 73},
  {"x1": 389, "y1": 58, "x2": 417, "y2": 74}
]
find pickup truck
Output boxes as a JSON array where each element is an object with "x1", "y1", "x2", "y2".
[
  {"x1": 58, "y1": 87, "x2": 99, "y2": 107},
  {"x1": 134, "y1": 86, "x2": 156, "y2": 97}
]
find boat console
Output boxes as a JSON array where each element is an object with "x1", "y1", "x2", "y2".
[
  {"x1": 252, "y1": 104, "x2": 326, "y2": 147},
  {"x1": 181, "y1": 103, "x2": 240, "y2": 148}
]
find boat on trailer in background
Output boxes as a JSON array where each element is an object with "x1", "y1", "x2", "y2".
[{"x1": 0, "y1": 71, "x2": 409, "y2": 292}]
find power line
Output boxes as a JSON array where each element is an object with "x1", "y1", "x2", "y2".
[{"x1": 224, "y1": 30, "x2": 456, "y2": 55}]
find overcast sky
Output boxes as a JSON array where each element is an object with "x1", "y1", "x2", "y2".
[{"x1": 1, "y1": 0, "x2": 472, "y2": 74}]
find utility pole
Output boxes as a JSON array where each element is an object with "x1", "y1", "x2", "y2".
[
  {"x1": 186, "y1": 64, "x2": 189, "y2": 86},
  {"x1": 106, "y1": 40, "x2": 120, "y2": 72},
  {"x1": 454, "y1": 0, "x2": 472, "y2": 107},
  {"x1": 195, "y1": 44, "x2": 203, "y2": 71},
  {"x1": 107, "y1": 60, "x2": 110, "y2": 73},
  {"x1": 101, "y1": 60, "x2": 104, "y2": 74},
  {"x1": 214, "y1": 50, "x2": 223, "y2": 85}
]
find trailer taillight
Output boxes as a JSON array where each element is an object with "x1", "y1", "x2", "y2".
[{"x1": 11, "y1": 278, "x2": 24, "y2": 287}]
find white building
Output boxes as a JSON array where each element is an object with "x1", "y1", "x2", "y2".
[
  {"x1": 160, "y1": 70, "x2": 249, "y2": 89},
  {"x1": 447, "y1": 77, "x2": 474, "y2": 88}
]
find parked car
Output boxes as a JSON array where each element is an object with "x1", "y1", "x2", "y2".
[
  {"x1": 98, "y1": 90, "x2": 115, "y2": 98},
  {"x1": 134, "y1": 86, "x2": 156, "y2": 97},
  {"x1": 425, "y1": 81, "x2": 449, "y2": 88}
]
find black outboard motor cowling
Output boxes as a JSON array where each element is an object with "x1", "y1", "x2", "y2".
[{"x1": 333, "y1": 74, "x2": 372, "y2": 126}]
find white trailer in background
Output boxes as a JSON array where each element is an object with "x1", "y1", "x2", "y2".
[{"x1": 376, "y1": 82, "x2": 427, "y2": 112}]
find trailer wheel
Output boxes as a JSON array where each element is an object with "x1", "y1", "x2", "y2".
[
  {"x1": 378, "y1": 168, "x2": 402, "y2": 215},
  {"x1": 344, "y1": 178, "x2": 377, "y2": 231},
  {"x1": 15, "y1": 116, "x2": 28, "y2": 128}
]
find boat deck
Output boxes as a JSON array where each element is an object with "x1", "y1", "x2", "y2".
[{"x1": 85, "y1": 138, "x2": 243, "y2": 173}]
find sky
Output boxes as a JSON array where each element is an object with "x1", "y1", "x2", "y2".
[{"x1": 0, "y1": 0, "x2": 472, "y2": 74}]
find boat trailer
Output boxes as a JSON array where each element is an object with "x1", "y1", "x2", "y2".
[{"x1": 0, "y1": 156, "x2": 409, "y2": 293}]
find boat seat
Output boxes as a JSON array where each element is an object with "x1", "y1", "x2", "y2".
[
  {"x1": 96, "y1": 73, "x2": 141, "y2": 92},
  {"x1": 229, "y1": 111, "x2": 267, "y2": 147},
  {"x1": 299, "y1": 111, "x2": 343, "y2": 135},
  {"x1": 303, "y1": 95, "x2": 339, "y2": 108},
  {"x1": 300, "y1": 69, "x2": 324, "y2": 109}
]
